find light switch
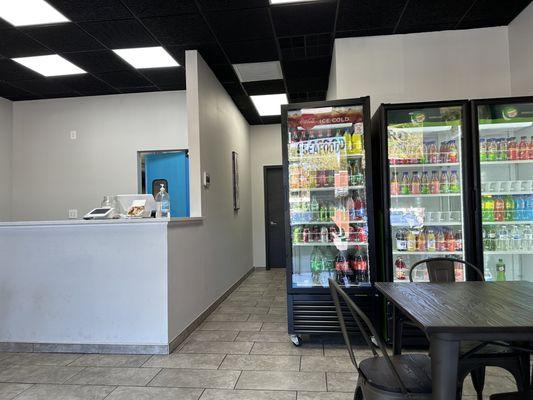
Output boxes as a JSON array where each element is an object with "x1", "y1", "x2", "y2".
[
  {"x1": 70, "y1": 130, "x2": 77, "y2": 140},
  {"x1": 68, "y1": 209, "x2": 78, "y2": 219}
]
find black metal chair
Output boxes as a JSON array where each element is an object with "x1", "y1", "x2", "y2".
[
  {"x1": 400, "y1": 257, "x2": 530, "y2": 399},
  {"x1": 329, "y1": 278, "x2": 432, "y2": 399}
]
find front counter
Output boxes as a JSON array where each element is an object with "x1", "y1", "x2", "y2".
[{"x1": 0, "y1": 217, "x2": 202, "y2": 354}]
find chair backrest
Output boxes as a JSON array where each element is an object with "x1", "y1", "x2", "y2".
[
  {"x1": 409, "y1": 257, "x2": 485, "y2": 283},
  {"x1": 328, "y1": 278, "x2": 411, "y2": 396}
]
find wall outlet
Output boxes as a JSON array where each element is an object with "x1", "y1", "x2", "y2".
[
  {"x1": 68, "y1": 209, "x2": 78, "y2": 219},
  {"x1": 70, "y1": 130, "x2": 77, "y2": 140}
]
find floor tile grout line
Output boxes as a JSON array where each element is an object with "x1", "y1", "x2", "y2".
[
  {"x1": 232, "y1": 369, "x2": 243, "y2": 390},
  {"x1": 101, "y1": 385, "x2": 119, "y2": 400},
  {"x1": 9, "y1": 383, "x2": 35, "y2": 400},
  {"x1": 142, "y1": 367, "x2": 163, "y2": 387},
  {"x1": 217, "y1": 354, "x2": 228, "y2": 370}
]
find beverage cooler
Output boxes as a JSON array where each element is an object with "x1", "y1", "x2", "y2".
[
  {"x1": 472, "y1": 97, "x2": 533, "y2": 282},
  {"x1": 281, "y1": 97, "x2": 379, "y2": 345}
]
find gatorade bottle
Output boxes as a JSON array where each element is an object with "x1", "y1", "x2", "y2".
[
  {"x1": 343, "y1": 129, "x2": 353, "y2": 154},
  {"x1": 351, "y1": 125, "x2": 363, "y2": 154},
  {"x1": 480, "y1": 139, "x2": 487, "y2": 162}
]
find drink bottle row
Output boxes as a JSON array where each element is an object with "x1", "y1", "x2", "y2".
[
  {"x1": 482, "y1": 225, "x2": 533, "y2": 251},
  {"x1": 481, "y1": 195, "x2": 533, "y2": 222},
  {"x1": 293, "y1": 225, "x2": 368, "y2": 244},
  {"x1": 310, "y1": 246, "x2": 369, "y2": 286},
  {"x1": 390, "y1": 170, "x2": 460, "y2": 195},
  {"x1": 289, "y1": 126, "x2": 364, "y2": 154},
  {"x1": 289, "y1": 160, "x2": 364, "y2": 189},
  {"x1": 395, "y1": 227, "x2": 463, "y2": 252},
  {"x1": 390, "y1": 139, "x2": 459, "y2": 165},
  {"x1": 291, "y1": 196, "x2": 367, "y2": 224},
  {"x1": 394, "y1": 255, "x2": 465, "y2": 281},
  {"x1": 480, "y1": 136, "x2": 533, "y2": 162}
]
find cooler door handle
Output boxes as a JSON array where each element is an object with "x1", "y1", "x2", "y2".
[{"x1": 270, "y1": 220, "x2": 278, "y2": 226}]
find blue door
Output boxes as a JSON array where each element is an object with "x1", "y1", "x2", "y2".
[{"x1": 145, "y1": 152, "x2": 190, "y2": 217}]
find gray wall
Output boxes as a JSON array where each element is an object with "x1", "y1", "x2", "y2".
[
  {"x1": 11, "y1": 91, "x2": 187, "y2": 221},
  {"x1": 509, "y1": 2, "x2": 533, "y2": 96},
  {"x1": 250, "y1": 124, "x2": 282, "y2": 268},
  {"x1": 0, "y1": 98, "x2": 12, "y2": 221},
  {"x1": 167, "y1": 51, "x2": 253, "y2": 341}
]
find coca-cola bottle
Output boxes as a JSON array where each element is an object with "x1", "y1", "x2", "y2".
[
  {"x1": 335, "y1": 250, "x2": 350, "y2": 284},
  {"x1": 395, "y1": 257, "x2": 407, "y2": 280}
]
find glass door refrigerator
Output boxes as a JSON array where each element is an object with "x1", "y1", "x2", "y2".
[
  {"x1": 281, "y1": 97, "x2": 378, "y2": 346},
  {"x1": 472, "y1": 97, "x2": 533, "y2": 282},
  {"x1": 374, "y1": 100, "x2": 476, "y2": 284}
]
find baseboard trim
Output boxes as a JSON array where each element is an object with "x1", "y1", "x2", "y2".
[{"x1": 1, "y1": 267, "x2": 255, "y2": 355}]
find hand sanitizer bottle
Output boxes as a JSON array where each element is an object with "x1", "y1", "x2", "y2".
[{"x1": 155, "y1": 184, "x2": 170, "y2": 218}]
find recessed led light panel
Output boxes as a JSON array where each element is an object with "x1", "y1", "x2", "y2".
[
  {"x1": 12, "y1": 55, "x2": 86, "y2": 77},
  {"x1": 251, "y1": 94, "x2": 288, "y2": 116},
  {"x1": 0, "y1": 0, "x2": 69, "y2": 26},
  {"x1": 113, "y1": 47, "x2": 180, "y2": 69},
  {"x1": 270, "y1": 0, "x2": 320, "y2": 4}
]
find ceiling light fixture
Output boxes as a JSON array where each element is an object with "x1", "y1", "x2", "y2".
[
  {"x1": 270, "y1": 0, "x2": 321, "y2": 4},
  {"x1": 251, "y1": 94, "x2": 288, "y2": 116},
  {"x1": 12, "y1": 55, "x2": 86, "y2": 77},
  {"x1": 0, "y1": 0, "x2": 69, "y2": 26},
  {"x1": 113, "y1": 47, "x2": 179, "y2": 69}
]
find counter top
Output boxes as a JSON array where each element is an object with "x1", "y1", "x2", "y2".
[{"x1": 0, "y1": 217, "x2": 203, "y2": 228}]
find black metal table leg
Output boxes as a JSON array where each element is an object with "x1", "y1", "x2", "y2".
[
  {"x1": 392, "y1": 306, "x2": 402, "y2": 355},
  {"x1": 430, "y1": 334, "x2": 460, "y2": 400}
]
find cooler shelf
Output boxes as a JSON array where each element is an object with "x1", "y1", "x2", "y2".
[
  {"x1": 480, "y1": 159, "x2": 533, "y2": 166},
  {"x1": 391, "y1": 193, "x2": 461, "y2": 198},
  {"x1": 389, "y1": 162, "x2": 460, "y2": 169},
  {"x1": 290, "y1": 185, "x2": 365, "y2": 192},
  {"x1": 392, "y1": 251, "x2": 464, "y2": 255},
  {"x1": 294, "y1": 242, "x2": 368, "y2": 247}
]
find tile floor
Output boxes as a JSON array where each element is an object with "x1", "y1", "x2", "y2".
[{"x1": 0, "y1": 268, "x2": 525, "y2": 399}]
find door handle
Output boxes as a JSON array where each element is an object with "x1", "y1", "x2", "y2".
[{"x1": 270, "y1": 220, "x2": 278, "y2": 226}]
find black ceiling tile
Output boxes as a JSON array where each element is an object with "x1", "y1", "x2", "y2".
[
  {"x1": 139, "y1": 67, "x2": 185, "y2": 87},
  {"x1": 396, "y1": 0, "x2": 471, "y2": 33},
  {"x1": 335, "y1": 27, "x2": 394, "y2": 38},
  {"x1": 167, "y1": 43, "x2": 227, "y2": 66},
  {"x1": 159, "y1": 82, "x2": 187, "y2": 91},
  {"x1": 222, "y1": 82, "x2": 247, "y2": 98},
  {"x1": 46, "y1": 0, "x2": 132, "y2": 21},
  {"x1": 121, "y1": 0, "x2": 198, "y2": 17},
  {"x1": 209, "y1": 64, "x2": 239, "y2": 83},
  {"x1": 457, "y1": 0, "x2": 531, "y2": 28},
  {"x1": 142, "y1": 14, "x2": 215, "y2": 45},
  {"x1": 289, "y1": 90, "x2": 326, "y2": 103},
  {"x1": 0, "y1": 59, "x2": 41, "y2": 81},
  {"x1": 9, "y1": 78, "x2": 78, "y2": 96},
  {"x1": 0, "y1": 29, "x2": 49, "y2": 58},
  {"x1": 95, "y1": 70, "x2": 151, "y2": 88},
  {"x1": 286, "y1": 76, "x2": 329, "y2": 93},
  {"x1": 260, "y1": 115, "x2": 281, "y2": 124},
  {"x1": 62, "y1": 50, "x2": 131, "y2": 73},
  {"x1": 119, "y1": 86, "x2": 160, "y2": 93},
  {"x1": 336, "y1": 0, "x2": 406, "y2": 32},
  {"x1": 279, "y1": 33, "x2": 332, "y2": 61},
  {"x1": 22, "y1": 24, "x2": 104, "y2": 53},
  {"x1": 243, "y1": 79, "x2": 285, "y2": 96},
  {"x1": 282, "y1": 56, "x2": 331, "y2": 79},
  {"x1": 79, "y1": 19, "x2": 157, "y2": 48},
  {"x1": 0, "y1": 81, "x2": 36, "y2": 100},
  {"x1": 272, "y1": 2, "x2": 337, "y2": 36},
  {"x1": 223, "y1": 39, "x2": 279, "y2": 63},
  {"x1": 207, "y1": 8, "x2": 273, "y2": 42},
  {"x1": 199, "y1": 0, "x2": 269, "y2": 11},
  {"x1": 397, "y1": 22, "x2": 461, "y2": 35},
  {"x1": 50, "y1": 74, "x2": 118, "y2": 95}
]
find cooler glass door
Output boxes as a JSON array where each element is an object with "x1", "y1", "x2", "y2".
[
  {"x1": 387, "y1": 106, "x2": 467, "y2": 281},
  {"x1": 287, "y1": 104, "x2": 371, "y2": 289},
  {"x1": 477, "y1": 102, "x2": 533, "y2": 282}
]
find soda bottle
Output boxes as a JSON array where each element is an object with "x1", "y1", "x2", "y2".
[
  {"x1": 518, "y1": 136, "x2": 528, "y2": 160},
  {"x1": 328, "y1": 203, "x2": 336, "y2": 220},
  {"x1": 487, "y1": 139, "x2": 497, "y2": 161},
  {"x1": 310, "y1": 248, "x2": 321, "y2": 285},
  {"x1": 327, "y1": 170, "x2": 335, "y2": 187},
  {"x1": 455, "y1": 231, "x2": 463, "y2": 251},
  {"x1": 526, "y1": 195, "x2": 533, "y2": 220},
  {"x1": 293, "y1": 227, "x2": 301, "y2": 243},
  {"x1": 351, "y1": 125, "x2": 363, "y2": 154},
  {"x1": 420, "y1": 171, "x2": 430, "y2": 194},
  {"x1": 503, "y1": 196, "x2": 514, "y2": 221},
  {"x1": 529, "y1": 136, "x2": 533, "y2": 160},
  {"x1": 311, "y1": 198, "x2": 320, "y2": 221},
  {"x1": 515, "y1": 196, "x2": 526, "y2": 221},
  {"x1": 479, "y1": 138, "x2": 487, "y2": 162},
  {"x1": 353, "y1": 163, "x2": 364, "y2": 186},
  {"x1": 421, "y1": 142, "x2": 429, "y2": 164},
  {"x1": 496, "y1": 259, "x2": 506, "y2": 281},
  {"x1": 416, "y1": 229, "x2": 427, "y2": 251},
  {"x1": 440, "y1": 170, "x2": 449, "y2": 193},
  {"x1": 449, "y1": 170, "x2": 460, "y2": 193},
  {"x1": 395, "y1": 229, "x2": 406, "y2": 251},
  {"x1": 488, "y1": 227, "x2": 497, "y2": 251},
  {"x1": 508, "y1": 137, "x2": 518, "y2": 160},
  {"x1": 407, "y1": 229, "x2": 416, "y2": 252},
  {"x1": 320, "y1": 226, "x2": 329, "y2": 243},
  {"x1": 354, "y1": 194, "x2": 366, "y2": 220},
  {"x1": 494, "y1": 196, "x2": 505, "y2": 222},
  {"x1": 335, "y1": 250, "x2": 351, "y2": 283},
  {"x1": 523, "y1": 224, "x2": 533, "y2": 250},
  {"x1": 411, "y1": 171, "x2": 421, "y2": 194},
  {"x1": 357, "y1": 225, "x2": 368, "y2": 243},
  {"x1": 428, "y1": 141, "x2": 438, "y2": 164},
  {"x1": 439, "y1": 141, "x2": 448, "y2": 163},
  {"x1": 343, "y1": 128, "x2": 353, "y2": 154},
  {"x1": 448, "y1": 140, "x2": 458, "y2": 163},
  {"x1": 499, "y1": 138, "x2": 508, "y2": 160},
  {"x1": 390, "y1": 172, "x2": 400, "y2": 195},
  {"x1": 346, "y1": 196, "x2": 356, "y2": 221},
  {"x1": 496, "y1": 225, "x2": 509, "y2": 251},
  {"x1": 485, "y1": 195, "x2": 495, "y2": 222},
  {"x1": 445, "y1": 229, "x2": 456, "y2": 252},
  {"x1": 427, "y1": 229, "x2": 436, "y2": 251},
  {"x1": 510, "y1": 225, "x2": 522, "y2": 250},
  {"x1": 436, "y1": 229, "x2": 446, "y2": 251},
  {"x1": 400, "y1": 172, "x2": 411, "y2": 195},
  {"x1": 495, "y1": 139, "x2": 502, "y2": 161},
  {"x1": 395, "y1": 257, "x2": 407, "y2": 281},
  {"x1": 302, "y1": 227, "x2": 310, "y2": 243},
  {"x1": 430, "y1": 171, "x2": 440, "y2": 194},
  {"x1": 358, "y1": 250, "x2": 368, "y2": 283}
]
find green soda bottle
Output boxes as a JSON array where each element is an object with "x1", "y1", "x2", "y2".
[{"x1": 496, "y1": 259, "x2": 506, "y2": 281}]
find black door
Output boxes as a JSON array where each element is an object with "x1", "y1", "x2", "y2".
[{"x1": 265, "y1": 166, "x2": 287, "y2": 269}]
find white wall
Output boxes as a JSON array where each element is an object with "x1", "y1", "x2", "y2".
[
  {"x1": 509, "y1": 3, "x2": 533, "y2": 96},
  {"x1": 328, "y1": 27, "x2": 512, "y2": 110},
  {"x1": 11, "y1": 91, "x2": 187, "y2": 221},
  {"x1": 250, "y1": 124, "x2": 282, "y2": 267},
  {"x1": 167, "y1": 51, "x2": 253, "y2": 341},
  {"x1": 0, "y1": 98, "x2": 12, "y2": 221}
]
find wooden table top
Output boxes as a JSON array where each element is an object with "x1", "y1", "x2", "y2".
[{"x1": 375, "y1": 281, "x2": 533, "y2": 334}]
